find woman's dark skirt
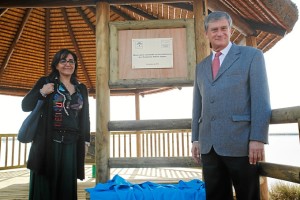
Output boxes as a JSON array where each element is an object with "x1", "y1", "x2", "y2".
[{"x1": 29, "y1": 136, "x2": 78, "y2": 200}]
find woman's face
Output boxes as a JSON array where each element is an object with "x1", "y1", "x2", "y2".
[{"x1": 56, "y1": 53, "x2": 76, "y2": 77}]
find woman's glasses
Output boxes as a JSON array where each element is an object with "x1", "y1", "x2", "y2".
[{"x1": 59, "y1": 59, "x2": 76, "y2": 65}]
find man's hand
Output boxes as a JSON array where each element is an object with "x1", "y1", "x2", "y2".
[
  {"x1": 249, "y1": 141, "x2": 265, "y2": 165},
  {"x1": 191, "y1": 141, "x2": 201, "y2": 164},
  {"x1": 85, "y1": 143, "x2": 90, "y2": 156}
]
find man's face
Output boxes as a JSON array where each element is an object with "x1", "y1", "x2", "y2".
[{"x1": 205, "y1": 18, "x2": 232, "y2": 52}]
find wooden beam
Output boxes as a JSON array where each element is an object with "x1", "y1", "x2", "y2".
[
  {"x1": 109, "y1": 106, "x2": 300, "y2": 132},
  {"x1": 0, "y1": 87, "x2": 30, "y2": 97},
  {"x1": 247, "y1": 20, "x2": 286, "y2": 36},
  {"x1": 246, "y1": 36, "x2": 257, "y2": 48},
  {"x1": 95, "y1": 1, "x2": 111, "y2": 183},
  {"x1": 109, "y1": 79, "x2": 193, "y2": 88},
  {"x1": 0, "y1": 8, "x2": 8, "y2": 17},
  {"x1": 194, "y1": 0, "x2": 210, "y2": 63},
  {"x1": 108, "y1": 119, "x2": 191, "y2": 131},
  {"x1": 271, "y1": 106, "x2": 300, "y2": 124},
  {"x1": 164, "y1": 3, "x2": 193, "y2": 11},
  {"x1": 120, "y1": 5, "x2": 158, "y2": 20},
  {"x1": 76, "y1": 7, "x2": 96, "y2": 35},
  {"x1": 110, "y1": 5, "x2": 136, "y2": 20},
  {"x1": 258, "y1": 162, "x2": 300, "y2": 184},
  {"x1": 0, "y1": 8, "x2": 32, "y2": 79},
  {"x1": 109, "y1": 157, "x2": 201, "y2": 168},
  {"x1": 61, "y1": 8, "x2": 93, "y2": 90}
]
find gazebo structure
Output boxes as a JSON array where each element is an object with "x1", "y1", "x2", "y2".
[
  {"x1": 0, "y1": 0, "x2": 299, "y2": 199},
  {"x1": 0, "y1": 0, "x2": 298, "y2": 97}
]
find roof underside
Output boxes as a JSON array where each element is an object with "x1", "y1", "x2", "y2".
[{"x1": 0, "y1": 0, "x2": 298, "y2": 97}]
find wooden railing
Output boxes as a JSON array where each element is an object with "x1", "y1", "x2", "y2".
[
  {"x1": 102, "y1": 106, "x2": 300, "y2": 185},
  {"x1": 0, "y1": 134, "x2": 30, "y2": 170},
  {"x1": 1, "y1": 106, "x2": 300, "y2": 185},
  {"x1": 0, "y1": 130, "x2": 192, "y2": 170},
  {"x1": 86, "y1": 129, "x2": 193, "y2": 164}
]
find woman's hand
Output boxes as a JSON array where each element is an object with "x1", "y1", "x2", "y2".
[{"x1": 40, "y1": 83, "x2": 55, "y2": 97}]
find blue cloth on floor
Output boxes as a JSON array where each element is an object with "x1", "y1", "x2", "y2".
[{"x1": 86, "y1": 174, "x2": 206, "y2": 200}]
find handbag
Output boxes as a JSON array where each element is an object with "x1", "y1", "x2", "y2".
[{"x1": 18, "y1": 100, "x2": 44, "y2": 143}]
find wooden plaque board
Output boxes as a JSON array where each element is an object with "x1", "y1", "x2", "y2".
[{"x1": 109, "y1": 19, "x2": 196, "y2": 89}]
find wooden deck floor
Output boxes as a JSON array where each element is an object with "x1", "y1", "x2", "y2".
[{"x1": 0, "y1": 165, "x2": 202, "y2": 200}]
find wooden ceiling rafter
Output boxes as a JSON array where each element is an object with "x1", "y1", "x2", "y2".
[
  {"x1": 261, "y1": 34, "x2": 279, "y2": 52},
  {"x1": 61, "y1": 7, "x2": 93, "y2": 90},
  {"x1": 0, "y1": 8, "x2": 32, "y2": 79},
  {"x1": 110, "y1": 5, "x2": 135, "y2": 20},
  {"x1": 88, "y1": 6, "x2": 96, "y2": 15},
  {"x1": 247, "y1": 20, "x2": 287, "y2": 36},
  {"x1": 45, "y1": 8, "x2": 50, "y2": 75},
  {"x1": 76, "y1": 7, "x2": 96, "y2": 34},
  {"x1": 0, "y1": 8, "x2": 8, "y2": 17},
  {"x1": 120, "y1": 5, "x2": 158, "y2": 19},
  {"x1": 0, "y1": 0, "x2": 298, "y2": 97},
  {"x1": 164, "y1": 3, "x2": 193, "y2": 12},
  {"x1": 0, "y1": 1, "x2": 291, "y2": 38}
]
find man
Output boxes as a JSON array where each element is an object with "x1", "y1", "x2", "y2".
[{"x1": 191, "y1": 11, "x2": 271, "y2": 200}]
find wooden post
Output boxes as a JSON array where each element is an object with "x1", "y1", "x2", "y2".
[
  {"x1": 135, "y1": 92, "x2": 141, "y2": 157},
  {"x1": 95, "y1": 1, "x2": 110, "y2": 183},
  {"x1": 194, "y1": 0, "x2": 210, "y2": 63},
  {"x1": 246, "y1": 35, "x2": 269, "y2": 200}
]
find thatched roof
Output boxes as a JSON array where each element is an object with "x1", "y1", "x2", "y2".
[{"x1": 0, "y1": 0, "x2": 298, "y2": 97}]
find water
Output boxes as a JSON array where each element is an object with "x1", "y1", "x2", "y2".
[{"x1": 264, "y1": 134, "x2": 300, "y2": 187}]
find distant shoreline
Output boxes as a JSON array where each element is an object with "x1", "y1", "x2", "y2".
[{"x1": 269, "y1": 133, "x2": 298, "y2": 136}]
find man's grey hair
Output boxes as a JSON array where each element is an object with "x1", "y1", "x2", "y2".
[{"x1": 204, "y1": 11, "x2": 233, "y2": 31}]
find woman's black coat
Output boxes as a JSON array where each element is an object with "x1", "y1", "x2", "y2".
[{"x1": 21, "y1": 76, "x2": 90, "y2": 180}]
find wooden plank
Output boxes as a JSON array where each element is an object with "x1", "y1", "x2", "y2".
[
  {"x1": 258, "y1": 162, "x2": 300, "y2": 184},
  {"x1": 109, "y1": 157, "x2": 201, "y2": 168},
  {"x1": 108, "y1": 119, "x2": 191, "y2": 131},
  {"x1": 271, "y1": 106, "x2": 300, "y2": 124},
  {"x1": 108, "y1": 105, "x2": 300, "y2": 132}
]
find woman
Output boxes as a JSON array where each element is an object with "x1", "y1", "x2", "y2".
[{"x1": 22, "y1": 49, "x2": 90, "y2": 200}]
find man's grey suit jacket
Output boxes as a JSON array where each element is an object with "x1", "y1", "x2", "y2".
[{"x1": 191, "y1": 43, "x2": 271, "y2": 157}]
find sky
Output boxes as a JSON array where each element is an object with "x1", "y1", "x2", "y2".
[{"x1": 0, "y1": 1, "x2": 299, "y2": 134}]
